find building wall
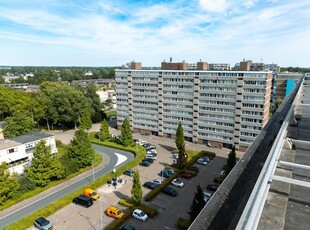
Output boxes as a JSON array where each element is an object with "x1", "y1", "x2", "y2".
[
  {"x1": 275, "y1": 73, "x2": 302, "y2": 98},
  {"x1": 115, "y1": 69, "x2": 271, "y2": 150}
]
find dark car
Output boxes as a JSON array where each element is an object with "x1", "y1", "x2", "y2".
[
  {"x1": 180, "y1": 173, "x2": 192, "y2": 179},
  {"x1": 118, "y1": 224, "x2": 135, "y2": 230},
  {"x1": 33, "y1": 217, "x2": 53, "y2": 230},
  {"x1": 159, "y1": 169, "x2": 174, "y2": 178},
  {"x1": 143, "y1": 158, "x2": 154, "y2": 164},
  {"x1": 139, "y1": 161, "x2": 151, "y2": 167},
  {"x1": 206, "y1": 184, "x2": 220, "y2": 192},
  {"x1": 187, "y1": 166, "x2": 199, "y2": 172},
  {"x1": 162, "y1": 186, "x2": 178, "y2": 197},
  {"x1": 143, "y1": 182, "x2": 158, "y2": 189},
  {"x1": 72, "y1": 195, "x2": 93, "y2": 208},
  {"x1": 123, "y1": 170, "x2": 134, "y2": 176}
]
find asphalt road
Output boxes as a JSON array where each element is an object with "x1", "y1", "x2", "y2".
[{"x1": 0, "y1": 144, "x2": 134, "y2": 229}]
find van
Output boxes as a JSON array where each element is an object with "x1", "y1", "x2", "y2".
[
  {"x1": 106, "y1": 206, "x2": 124, "y2": 219},
  {"x1": 72, "y1": 195, "x2": 93, "y2": 208},
  {"x1": 83, "y1": 188, "x2": 100, "y2": 200}
]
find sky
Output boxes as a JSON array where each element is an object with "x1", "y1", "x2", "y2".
[{"x1": 0, "y1": 0, "x2": 309, "y2": 67}]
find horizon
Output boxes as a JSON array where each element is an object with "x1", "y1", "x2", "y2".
[{"x1": 0, "y1": 0, "x2": 309, "y2": 67}]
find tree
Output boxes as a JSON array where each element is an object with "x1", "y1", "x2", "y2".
[
  {"x1": 175, "y1": 122, "x2": 187, "y2": 169},
  {"x1": 0, "y1": 162, "x2": 20, "y2": 205},
  {"x1": 3, "y1": 113, "x2": 36, "y2": 138},
  {"x1": 65, "y1": 128, "x2": 95, "y2": 169},
  {"x1": 79, "y1": 109, "x2": 92, "y2": 131},
  {"x1": 131, "y1": 170, "x2": 143, "y2": 205},
  {"x1": 85, "y1": 84, "x2": 103, "y2": 114},
  {"x1": 24, "y1": 140, "x2": 65, "y2": 187},
  {"x1": 120, "y1": 118, "x2": 133, "y2": 147},
  {"x1": 189, "y1": 185, "x2": 205, "y2": 222},
  {"x1": 225, "y1": 145, "x2": 237, "y2": 176},
  {"x1": 99, "y1": 119, "x2": 110, "y2": 141}
]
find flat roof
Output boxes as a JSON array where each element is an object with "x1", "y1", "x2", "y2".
[{"x1": 10, "y1": 132, "x2": 54, "y2": 144}]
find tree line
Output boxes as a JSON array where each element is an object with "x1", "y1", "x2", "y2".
[
  {"x1": 0, "y1": 67, "x2": 115, "y2": 85},
  {"x1": 0, "y1": 82, "x2": 104, "y2": 138}
]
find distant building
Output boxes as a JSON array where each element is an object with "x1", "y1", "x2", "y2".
[
  {"x1": 0, "y1": 132, "x2": 57, "y2": 175},
  {"x1": 275, "y1": 73, "x2": 303, "y2": 98},
  {"x1": 115, "y1": 60, "x2": 272, "y2": 151},
  {"x1": 209, "y1": 63, "x2": 231, "y2": 71}
]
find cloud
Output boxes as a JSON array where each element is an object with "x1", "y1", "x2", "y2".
[
  {"x1": 243, "y1": 0, "x2": 256, "y2": 9},
  {"x1": 199, "y1": 0, "x2": 228, "y2": 12}
]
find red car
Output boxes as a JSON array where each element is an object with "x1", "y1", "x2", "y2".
[{"x1": 180, "y1": 173, "x2": 192, "y2": 179}]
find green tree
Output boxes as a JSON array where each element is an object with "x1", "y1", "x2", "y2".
[
  {"x1": 175, "y1": 122, "x2": 187, "y2": 169},
  {"x1": 3, "y1": 113, "x2": 36, "y2": 138},
  {"x1": 131, "y1": 170, "x2": 143, "y2": 205},
  {"x1": 99, "y1": 119, "x2": 110, "y2": 141},
  {"x1": 120, "y1": 118, "x2": 133, "y2": 147},
  {"x1": 225, "y1": 145, "x2": 237, "y2": 176},
  {"x1": 189, "y1": 185, "x2": 205, "y2": 222},
  {"x1": 79, "y1": 109, "x2": 92, "y2": 131},
  {"x1": 85, "y1": 84, "x2": 102, "y2": 113},
  {"x1": 0, "y1": 76, "x2": 4, "y2": 84},
  {"x1": 0, "y1": 162, "x2": 20, "y2": 205},
  {"x1": 24, "y1": 140, "x2": 65, "y2": 187},
  {"x1": 65, "y1": 128, "x2": 95, "y2": 169}
]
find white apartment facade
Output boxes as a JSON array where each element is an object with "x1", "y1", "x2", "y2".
[
  {"x1": 0, "y1": 132, "x2": 58, "y2": 175},
  {"x1": 115, "y1": 61, "x2": 272, "y2": 151}
]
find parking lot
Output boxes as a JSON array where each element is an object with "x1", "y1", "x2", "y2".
[{"x1": 27, "y1": 130, "x2": 231, "y2": 230}]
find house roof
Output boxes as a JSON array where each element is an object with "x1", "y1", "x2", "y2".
[
  {"x1": 9, "y1": 132, "x2": 54, "y2": 144},
  {"x1": 0, "y1": 139, "x2": 21, "y2": 150}
]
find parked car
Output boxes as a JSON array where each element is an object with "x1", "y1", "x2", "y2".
[
  {"x1": 118, "y1": 224, "x2": 135, "y2": 230},
  {"x1": 171, "y1": 178, "x2": 184, "y2": 187},
  {"x1": 143, "y1": 143, "x2": 156, "y2": 149},
  {"x1": 33, "y1": 217, "x2": 53, "y2": 230},
  {"x1": 202, "y1": 156, "x2": 211, "y2": 162},
  {"x1": 143, "y1": 158, "x2": 154, "y2": 164},
  {"x1": 143, "y1": 181, "x2": 158, "y2": 189},
  {"x1": 132, "y1": 209, "x2": 148, "y2": 221},
  {"x1": 162, "y1": 186, "x2": 178, "y2": 197},
  {"x1": 180, "y1": 173, "x2": 192, "y2": 179},
  {"x1": 152, "y1": 178, "x2": 164, "y2": 185},
  {"x1": 159, "y1": 169, "x2": 175, "y2": 178},
  {"x1": 187, "y1": 166, "x2": 199, "y2": 172},
  {"x1": 83, "y1": 188, "x2": 100, "y2": 200},
  {"x1": 139, "y1": 161, "x2": 151, "y2": 167},
  {"x1": 220, "y1": 170, "x2": 226, "y2": 177},
  {"x1": 72, "y1": 195, "x2": 93, "y2": 208},
  {"x1": 145, "y1": 154, "x2": 157, "y2": 160},
  {"x1": 203, "y1": 191, "x2": 213, "y2": 203},
  {"x1": 106, "y1": 206, "x2": 124, "y2": 219},
  {"x1": 123, "y1": 169, "x2": 134, "y2": 176},
  {"x1": 206, "y1": 184, "x2": 220, "y2": 192},
  {"x1": 197, "y1": 158, "x2": 208, "y2": 165},
  {"x1": 147, "y1": 149, "x2": 157, "y2": 154}
]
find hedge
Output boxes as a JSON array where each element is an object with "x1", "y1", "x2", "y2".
[{"x1": 177, "y1": 217, "x2": 191, "y2": 230}]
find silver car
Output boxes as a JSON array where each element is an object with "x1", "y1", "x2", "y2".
[{"x1": 34, "y1": 217, "x2": 53, "y2": 230}]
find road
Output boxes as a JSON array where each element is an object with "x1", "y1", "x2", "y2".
[{"x1": 0, "y1": 145, "x2": 134, "y2": 229}]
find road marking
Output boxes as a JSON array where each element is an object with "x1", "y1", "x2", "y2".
[{"x1": 114, "y1": 152, "x2": 127, "y2": 167}]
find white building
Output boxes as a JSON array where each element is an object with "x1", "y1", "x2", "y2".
[{"x1": 0, "y1": 132, "x2": 58, "y2": 175}]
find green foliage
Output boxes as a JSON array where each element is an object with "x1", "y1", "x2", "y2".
[
  {"x1": 189, "y1": 185, "x2": 205, "y2": 222},
  {"x1": 136, "y1": 203, "x2": 158, "y2": 217},
  {"x1": 24, "y1": 140, "x2": 65, "y2": 187},
  {"x1": 177, "y1": 145, "x2": 188, "y2": 169},
  {"x1": 175, "y1": 122, "x2": 185, "y2": 150},
  {"x1": 131, "y1": 170, "x2": 143, "y2": 205},
  {"x1": 18, "y1": 177, "x2": 36, "y2": 193},
  {"x1": 199, "y1": 150, "x2": 216, "y2": 158},
  {"x1": 177, "y1": 217, "x2": 191, "y2": 230},
  {"x1": 118, "y1": 199, "x2": 134, "y2": 208},
  {"x1": 79, "y1": 109, "x2": 92, "y2": 131},
  {"x1": 0, "y1": 76, "x2": 4, "y2": 84},
  {"x1": 225, "y1": 145, "x2": 236, "y2": 176},
  {"x1": 3, "y1": 113, "x2": 36, "y2": 138},
  {"x1": 0, "y1": 162, "x2": 20, "y2": 205},
  {"x1": 99, "y1": 119, "x2": 110, "y2": 141},
  {"x1": 213, "y1": 176, "x2": 225, "y2": 184},
  {"x1": 85, "y1": 84, "x2": 103, "y2": 113},
  {"x1": 120, "y1": 118, "x2": 133, "y2": 147},
  {"x1": 65, "y1": 129, "x2": 95, "y2": 169}
]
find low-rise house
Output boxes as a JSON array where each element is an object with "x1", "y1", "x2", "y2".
[{"x1": 0, "y1": 132, "x2": 57, "y2": 175}]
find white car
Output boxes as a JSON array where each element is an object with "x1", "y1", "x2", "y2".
[
  {"x1": 146, "y1": 154, "x2": 157, "y2": 160},
  {"x1": 147, "y1": 149, "x2": 157, "y2": 154},
  {"x1": 132, "y1": 209, "x2": 148, "y2": 221},
  {"x1": 203, "y1": 191, "x2": 213, "y2": 203},
  {"x1": 197, "y1": 158, "x2": 208, "y2": 165},
  {"x1": 152, "y1": 178, "x2": 164, "y2": 185},
  {"x1": 171, "y1": 179, "x2": 184, "y2": 188}
]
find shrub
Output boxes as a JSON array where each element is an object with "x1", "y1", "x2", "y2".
[
  {"x1": 199, "y1": 150, "x2": 216, "y2": 158},
  {"x1": 136, "y1": 204, "x2": 158, "y2": 218},
  {"x1": 177, "y1": 217, "x2": 191, "y2": 230},
  {"x1": 213, "y1": 176, "x2": 225, "y2": 184},
  {"x1": 55, "y1": 140, "x2": 64, "y2": 148},
  {"x1": 118, "y1": 199, "x2": 134, "y2": 208},
  {"x1": 171, "y1": 149, "x2": 179, "y2": 154},
  {"x1": 18, "y1": 177, "x2": 36, "y2": 193}
]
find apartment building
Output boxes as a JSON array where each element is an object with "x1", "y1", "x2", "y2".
[
  {"x1": 275, "y1": 72, "x2": 302, "y2": 98},
  {"x1": 115, "y1": 60, "x2": 272, "y2": 151}
]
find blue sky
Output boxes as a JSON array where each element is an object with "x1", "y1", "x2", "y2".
[{"x1": 0, "y1": 0, "x2": 309, "y2": 67}]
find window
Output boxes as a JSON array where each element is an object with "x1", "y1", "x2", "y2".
[{"x1": 8, "y1": 148, "x2": 15, "y2": 153}]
